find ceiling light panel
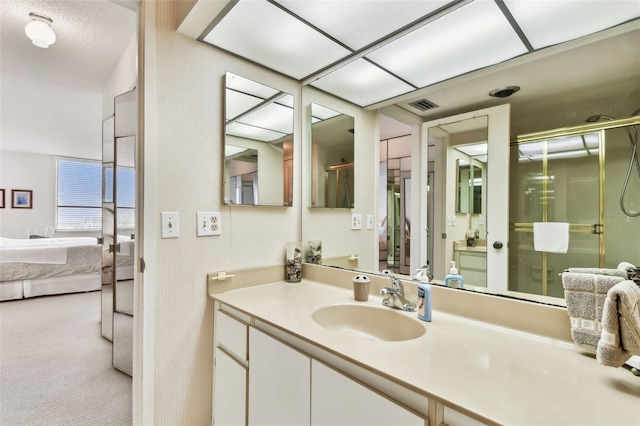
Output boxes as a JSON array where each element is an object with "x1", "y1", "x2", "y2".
[
  {"x1": 226, "y1": 72, "x2": 278, "y2": 98},
  {"x1": 227, "y1": 122, "x2": 287, "y2": 142},
  {"x1": 226, "y1": 90, "x2": 265, "y2": 120},
  {"x1": 274, "y1": 0, "x2": 450, "y2": 50},
  {"x1": 366, "y1": 0, "x2": 528, "y2": 88},
  {"x1": 225, "y1": 145, "x2": 249, "y2": 157},
  {"x1": 310, "y1": 59, "x2": 414, "y2": 107},
  {"x1": 456, "y1": 143, "x2": 488, "y2": 157},
  {"x1": 503, "y1": 0, "x2": 640, "y2": 50},
  {"x1": 241, "y1": 103, "x2": 294, "y2": 135},
  {"x1": 203, "y1": 0, "x2": 350, "y2": 79},
  {"x1": 311, "y1": 104, "x2": 342, "y2": 121}
]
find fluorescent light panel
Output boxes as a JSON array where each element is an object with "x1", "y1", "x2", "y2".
[
  {"x1": 225, "y1": 145, "x2": 249, "y2": 157},
  {"x1": 226, "y1": 122, "x2": 287, "y2": 142},
  {"x1": 204, "y1": 0, "x2": 350, "y2": 79},
  {"x1": 242, "y1": 103, "x2": 293, "y2": 135},
  {"x1": 226, "y1": 90, "x2": 264, "y2": 121},
  {"x1": 226, "y1": 72, "x2": 278, "y2": 99},
  {"x1": 310, "y1": 58, "x2": 414, "y2": 107},
  {"x1": 504, "y1": 0, "x2": 640, "y2": 49},
  {"x1": 456, "y1": 142, "x2": 488, "y2": 157},
  {"x1": 366, "y1": 0, "x2": 528, "y2": 88},
  {"x1": 311, "y1": 104, "x2": 342, "y2": 121},
  {"x1": 275, "y1": 0, "x2": 450, "y2": 50}
]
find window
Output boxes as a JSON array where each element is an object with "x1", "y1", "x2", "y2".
[{"x1": 56, "y1": 158, "x2": 102, "y2": 230}]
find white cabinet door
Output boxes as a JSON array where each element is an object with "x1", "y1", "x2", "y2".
[
  {"x1": 248, "y1": 327, "x2": 310, "y2": 426},
  {"x1": 311, "y1": 360, "x2": 425, "y2": 426},
  {"x1": 214, "y1": 347, "x2": 247, "y2": 426}
]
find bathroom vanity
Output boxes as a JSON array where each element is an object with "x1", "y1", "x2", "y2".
[
  {"x1": 453, "y1": 240, "x2": 487, "y2": 287},
  {"x1": 208, "y1": 266, "x2": 639, "y2": 426}
]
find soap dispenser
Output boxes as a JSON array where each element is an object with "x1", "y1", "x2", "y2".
[
  {"x1": 445, "y1": 261, "x2": 464, "y2": 289},
  {"x1": 413, "y1": 267, "x2": 432, "y2": 322}
]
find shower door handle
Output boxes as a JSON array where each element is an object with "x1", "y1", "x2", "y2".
[{"x1": 493, "y1": 241, "x2": 504, "y2": 249}]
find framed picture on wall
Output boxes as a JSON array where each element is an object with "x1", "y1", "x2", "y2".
[
  {"x1": 0, "y1": 189, "x2": 4, "y2": 208},
  {"x1": 12, "y1": 189, "x2": 32, "y2": 209}
]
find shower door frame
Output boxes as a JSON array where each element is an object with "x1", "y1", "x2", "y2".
[{"x1": 513, "y1": 115, "x2": 640, "y2": 295}]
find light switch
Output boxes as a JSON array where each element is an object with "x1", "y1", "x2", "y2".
[
  {"x1": 161, "y1": 212, "x2": 179, "y2": 238},
  {"x1": 197, "y1": 212, "x2": 221, "y2": 236},
  {"x1": 351, "y1": 213, "x2": 362, "y2": 230},
  {"x1": 367, "y1": 214, "x2": 374, "y2": 230}
]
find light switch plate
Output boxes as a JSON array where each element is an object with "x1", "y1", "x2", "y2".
[
  {"x1": 161, "y1": 212, "x2": 179, "y2": 238},
  {"x1": 367, "y1": 214, "x2": 374, "y2": 230},
  {"x1": 197, "y1": 212, "x2": 221, "y2": 236},
  {"x1": 351, "y1": 213, "x2": 362, "y2": 230}
]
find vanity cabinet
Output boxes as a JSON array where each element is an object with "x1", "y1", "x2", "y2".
[
  {"x1": 212, "y1": 304, "x2": 427, "y2": 426},
  {"x1": 213, "y1": 308, "x2": 249, "y2": 426},
  {"x1": 311, "y1": 359, "x2": 424, "y2": 426},
  {"x1": 213, "y1": 348, "x2": 246, "y2": 426},
  {"x1": 453, "y1": 250, "x2": 487, "y2": 287},
  {"x1": 248, "y1": 327, "x2": 311, "y2": 426}
]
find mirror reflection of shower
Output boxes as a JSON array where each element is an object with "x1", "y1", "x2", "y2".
[
  {"x1": 310, "y1": 103, "x2": 355, "y2": 208},
  {"x1": 586, "y1": 109, "x2": 640, "y2": 217}
]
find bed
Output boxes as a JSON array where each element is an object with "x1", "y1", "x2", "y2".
[{"x1": 0, "y1": 236, "x2": 102, "y2": 301}]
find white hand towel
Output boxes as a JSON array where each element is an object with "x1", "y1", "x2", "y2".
[{"x1": 533, "y1": 222, "x2": 569, "y2": 253}]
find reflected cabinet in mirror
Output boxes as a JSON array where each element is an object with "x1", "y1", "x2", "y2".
[
  {"x1": 309, "y1": 103, "x2": 355, "y2": 208},
  {"x1": 224, "y1": 72, "x2": 294, "y2": 206}
]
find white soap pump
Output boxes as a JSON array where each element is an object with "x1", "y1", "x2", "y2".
[{"x1": 444, "y1": 261, "x2": 464, "y2": 289}]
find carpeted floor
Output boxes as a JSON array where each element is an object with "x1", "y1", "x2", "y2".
[{"x1": 0, "y1": 291, "x2": 132, "y2": 425}]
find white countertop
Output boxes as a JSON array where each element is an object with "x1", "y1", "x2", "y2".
[{"x1": 211, "y1": 279, "x2": 640, "y2": 425}]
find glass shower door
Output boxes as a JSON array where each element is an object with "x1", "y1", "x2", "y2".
[{"x1": 509, "y1": 132, "x2": 602, "y2": 297}]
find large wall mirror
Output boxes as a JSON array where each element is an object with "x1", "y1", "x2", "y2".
[
  {"x1": 300, "y1": 23, "x2": 638, "y2": 308},
  {"x1": 224, "y1": 72, "x2": 294, "y2": 206},
  {"x1": 309, "y1": 103, "x2": 355, "y2": 208}
]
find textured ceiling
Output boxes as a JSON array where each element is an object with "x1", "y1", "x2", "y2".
[{"x1": 0, "y1": 0, "x2": 137, "y2": 91}]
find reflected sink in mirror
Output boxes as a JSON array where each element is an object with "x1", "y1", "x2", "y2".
[{"x1": 312, "y1": 304, "x2": 426, "y2": 342}]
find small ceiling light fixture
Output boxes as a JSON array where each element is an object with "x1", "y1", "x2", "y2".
[
  {"x1": 25, "y1": 12, "x2": 56, "y2": 48},
  {"x1": 489, "y1": 85, "x2": 520, "y2": 98}
]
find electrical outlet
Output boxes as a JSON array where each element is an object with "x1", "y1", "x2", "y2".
[
  {"x1": 351, "y1": 213, "x2": 362, "y2": 230},
  {"x1": 161, "y1": 212, "x2": 179, "y2": 238},
  {"x1": 197, "y1": 212, "x2": 221, "y2": 236},
  {"x1": 367, "y1": 214, "x2": 374, "y2": 230}
]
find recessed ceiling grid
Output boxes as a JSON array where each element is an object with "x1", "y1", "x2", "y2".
[{"x1": 200, "y1": 0, "x2": 640, "y2": 108}]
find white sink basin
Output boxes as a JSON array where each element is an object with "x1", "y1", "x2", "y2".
[{"x1": 312, "y1": 304, "x2": 426, "y2": 342}]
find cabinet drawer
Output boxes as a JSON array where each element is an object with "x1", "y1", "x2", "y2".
[
  {"x1": 216, "y1": 310, "x2": 248, "y2": 362},
  {"x1": 459, "y1": 252, "x2": 486, "y2": 270}
]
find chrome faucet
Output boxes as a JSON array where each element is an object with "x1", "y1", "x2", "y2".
[{"x1": 379, "y1": 270, "x2": 416, "y2": 312}]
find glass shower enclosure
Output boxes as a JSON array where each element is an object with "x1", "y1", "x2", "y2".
[{"x1": 509, "y1": 117, "x2": 640, "y2": 297}]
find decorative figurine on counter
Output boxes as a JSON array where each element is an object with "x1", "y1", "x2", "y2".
[{"x1": 285, "y1": 242, "x2": 303, "y2": 282}]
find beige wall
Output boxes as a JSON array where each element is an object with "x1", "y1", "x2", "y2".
[{"x1": 143, "y1": 2, "x2": 301, "y2": 423}]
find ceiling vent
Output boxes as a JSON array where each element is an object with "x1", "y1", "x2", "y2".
[{"x1": 408, "y1": 99, "x2": 439, "y2": 111}]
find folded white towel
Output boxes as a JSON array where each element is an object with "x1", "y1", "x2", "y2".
[
  {"x1": 596, "y1": 280, "x2": 640, "y2": 367},
  {"x1": 533, "y1": 222, "x2": 569, "y2": 253}
]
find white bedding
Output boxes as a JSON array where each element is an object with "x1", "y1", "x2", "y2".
[
  {"x1": 0, "y1": 237, "x2": 99, "y2": 264},
  {"x1": 0, "y1": 236, "x2": 101, "y2": 301}
]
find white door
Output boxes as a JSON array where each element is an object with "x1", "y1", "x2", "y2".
[
  {"x1": 214, "y1": 347, "x2": 247, "y2": 426},
  {"x1": 311, "y1": 360, "x2": 424, "y2": 426},
  {"x1": 419, "y1": 104, "x2": 510, "y2": 290},
  {"x1": 248, "y1": 327, "x2": 310, "y2": 426}
]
